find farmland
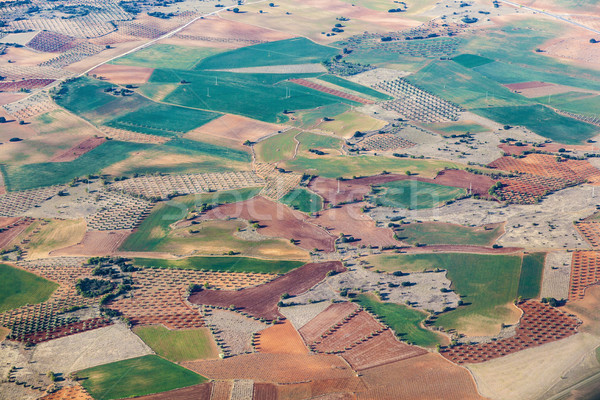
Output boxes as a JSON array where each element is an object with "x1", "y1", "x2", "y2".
[
  {"x1": 133, "y1": 326, "x2": 218, "y2": 362},
  {"x1": 77, "y1": 355, "x2": 207, "y2": 400},
  {"x1": 133, "y1": 256, "x2": 304, "y2": 274},
  {"x1": 372, "y1": 180, "x2": 467, "y2": 210},
  {"x1": 280, "y1": 187, "x2": 323, "y2": 213},
  {"x1": 389, "y1": 222, "x2": 504, "y2": 246},
  {"x1": 0, "y1": 264, "x2": 58, "y2": 313}
]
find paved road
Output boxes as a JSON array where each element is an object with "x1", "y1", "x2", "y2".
[{"x1": 496, "y1": 0, "x2": 600, "y2": 35}]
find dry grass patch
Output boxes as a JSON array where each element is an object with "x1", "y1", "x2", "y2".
[{"x1": 26, "y1": 219, "x2": 87, "y2": 259}]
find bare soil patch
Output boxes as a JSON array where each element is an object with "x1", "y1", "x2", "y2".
[
  {"x1": 198, "y1": 196, "x2": 335, "y2": 252},
  {"x1": 125, "y1": 383, "x2": 213, "y2": 400},
  {"x1": 185, "y1": 114, "x2": 283, "y2": 146},
  {"x1": 183, "y1": 353, "x2": 355, "y2": 383},
  {"x1": 39, "y1": 385, "x2": 93, "y2": 400},
  {"x1": 50, "y1": 136, "x2": 107, "y2": 162},
  {"x1": 51, "y1": 230, "x2": 133, "y2": 257},
  {"x1": 256, "y1": 319, "x2": 308, "y2": 354},
  {"x1": 0, "y1": 92, "x2": 27, "y2": 105},
  {"x1": 189, "y1": 261, "x2": 345, "y2": 320},
  {"x1": 358, "y1": 353, "x2": 484, "y2": 400},
  {"x1": 90, "y1": 64, "x2": 155, "y2": 85}
]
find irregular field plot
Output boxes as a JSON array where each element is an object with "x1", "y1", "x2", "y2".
[
  {"x1": 0, "y1": 264, "x2": 58, "y2": 313},
  {"x1": 373, "y1": 180, "x2": 467, "y2": 209},
  {"x1": 77, "y1": 354, "x2": 207, "y2": 400},
  {"x1": 517, "y1": 252, "x2": 545, "y2": 299},
  {"x1": 111, "y1": 44, "x2": 226, "y2": 70},
  {"x1": 133, "y1": 256, "x2": 303, "y2": 274},
  {"x1": 280, "y1": 187, "x2": 323, "y2": 213},
  {"x1": 393, "y1": 222, "x2": 504, "y2": 246},
  {"x1": 133, "y1": 326, "x2": 218, "y2": 362}
]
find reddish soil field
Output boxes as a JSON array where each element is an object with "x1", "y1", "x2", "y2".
[
  {"x1": 290, "y1": 79, "x2": 373, "y2": 104},
  {"x1": 0, "y1": 92, "x2": 27, "y2": 106},
  {"x1": 440, "y1": 300, "x2": 581, "y2": 364},
  {"x1": 20, "y1": 317, "x2": 113, "y2": 344},
  {"x1": 300, "y1": 304, "x2": 427, "y2": 371},
  {"x1": 126, "y1": 383, "x2": 213, "y2": 400},
  {"x1": 254, "y1": 379, "x2": 363, "y2": 399},
  {"x1": 186, "y1": 114, "x2": 283, "y2": 145},
  {"x1": 182, "y1": 353, "x2": 355, "y2": 383},
  {"x1": 27, "y1": 31, "x2": 76, "y2": 53},
  {"x1": 50, "y1": 136, "x2": 107, "y2": 162},
  {"x1": 39, "y1": 385, "x2": 93, "y2": 400},
  {"x1": 0, "y1": 79, "x2": 55, "y2": 92},
  {"x1": 256, "y1": 320, "x2": 308, "y2": 354},
  {"x1": 431, "y1": 169, "x2": 496, "y2": 198},
  {"x1": 569, "y1": 251, "x2": 600, "y2": 300},
  {"x1": 51, "y1": 229, "x2": 133, "y2": 256},
  {"x1": 495, "y1": 173, "x2": 572, "y2": 204},
  {"x1": 197, "y1": 196, "x2": 336, "y2": 252},
  {"x1": 399, "y1": 244, "x2": 522, "y2": 254},
  {"x1": 189, "y1": 261, "x2": 345, "y2": 321},
  {"x1": 357, "y1": 353, "x2": 485, "y2": 400},
  {"x1": 504, "y1": 81, "x2": 553, "y2": 91},
  {"x1": 311, "y1": 202, "x2": 397, "y2": 247},
  {"x1": 0, "y1": 217, "x2": 33, "y2": 250},
  {"x1": 90, "y1": 64, "x2": 155, "y2": 85},
  {"x1": 574, "y1": 222, "x2": 600, "y2": 249},
  {"x1": 300, "y1": 302, "x2": 359, "y2": 343}
]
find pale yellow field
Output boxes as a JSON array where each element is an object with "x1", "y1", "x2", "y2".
[{"x1": 26, "y1": 219, "x2": 87, "y2": 259}]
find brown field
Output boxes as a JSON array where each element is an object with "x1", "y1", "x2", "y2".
[
  {"x1": 568, "y1": 251, "x2": 600, "y2": 300},
  {"x1": 441, "y1": 300, "x2": 581, "y2": 364},
  {"x1": 565, "y1": 285, "x2": 600, "y2": 335},
  {"x1": 574, "y1": 222, "x2": 600, "y2": 249},
  {"x1": 0, "y1": 92, "x2": 27, "y2": 105},
  {"x1": 357, "y1": 353, "x2": 485, "y2": 400},
  {"x1": 0, "y1": 46, "x2": 57, "y2": 67},
  {"x1": 125, "y1": 383, "x2": 214, "y2": 400},
  {"x1": 504, "y1": 81, "x2": 553, "y2": 91},
  {"x1": 0, "y1": 79, "x2": 54, "y2": 92},
  {"x1": 39, "y1": 385, "x2": 93, "y2": 400},
  {"x1": 189, "y1": 261, "x2": 345, "y2": 320},
  {"x1": 90, "y1": 64, "x2": 155, "y2": 84},
  {"x1": 290, "y1": 79, "x2": 373, "y2": 104},
  {"x1": 256, "y1": 320, "x2": 308, "y2": 354},
  {"x1": 540, "y1": 25, "x2": 600, "y2": 70},
  {"x1": 311, "y1": 202, "x2": 397, "y2": 247},
  {"x1": 254, "y1": 378, "x2": 364, "y2": 399},
  {"x1": 64, "y1": 40, "x2": 148, "y2": 75},
  {"x1": 432, "y1": 169, "x2": 496, "y2": 198},
  {"x1": 183, "y1": 353, "x2": 355, "y2": 383},
  {"x1": 300, "y1": 302, "x2": 359, "y2": 343},
  {"x1": 400, "y1": 244, "x2": 523, "y2": 254},
  {"x1": 185, "y1": 114, "x2": 283, "y2": 148},
  {"x1": 50, "y1": 136, "x2": 107, "y2": 162},
  {"x1": 51, "y1": 230, "x2": 133, "y2": 257},
  {"x1": 198, "y1": 196, "x2": 336, "y2": 252},
  {"x1": 0, "y1": 217, "x2": 32, "y2": 250}
]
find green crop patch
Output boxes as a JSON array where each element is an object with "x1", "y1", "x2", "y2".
[
  {"x1": 77, "y1": 355, "x2": 206, "y2": 400},
  {"x1": 452, "y1": 54, "x2": 494, "y2": 68},
  {"x1": 133, "y1": 326, "x2": 218, "y2": 362},
  {"x1": 280, "y1": 188, "x2": 323, "y2": 213},
  {"x1": 194, "y1": 37, "x2": 339, "y2": 70},
  {"x1": 3, "y1": 141, "x2": 152, "y2": 191},
  {"x1": 317, "y1": 75, "x2": 393, "y2": 100},
  {"x1": 164, "y1": 138, "x2": 251, "y2": 163},
  {"x1": 474, "y1": 105, "x2": 599, "y2": 144},
  {"x1": 517, "y1": 252, "x2": 545, "y2": 299},
  {"x1": 355, "y1": 294, "x2": 441, "y2": 347},
  {"x1": 133, "y1": 256, "x2": 303, "y2": 274},
  {"x1": 372, "y1": 180, "x2": 466, "y2": 210},
  {"x1": 111, "y1": 44, "x2": 225, "y2": 70},
  {"x1": 0, "y1": 264, "x2": 58, "y2": 313},
  {"x1": 393, "y1": 222, "x2": 503, "y2": 246}
]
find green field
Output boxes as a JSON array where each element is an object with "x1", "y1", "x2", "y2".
[
  {"x1": 292, "y1": 103, "x2": 352, "y2": 129},
  {"x1": 517, "y1": 252, "x2": 545, "y2": 299},
  {"x1": 393, "y1": 222, "x2": 503, "y2": 246},
  {"x1": 317, "y1": 75, "x2": 393, "y2": 100},
  {"x1": 280, "y1": 188, "x2": 323, "y2": 213},
  {"x1": 77, "y1": 355, "x2": 206, "y2": 400},
  {"x1": 375, "y1": 253, "x2": 522, "y2": 335},
  {"x1": 164, "y1": 138, "x2": 251, "y2": 163},
  {"x1": 111, "y1": 44, "x2": 225, "y2": 69},
  {"x1": 355, "y1": 294, "x2": 441, "y2": 347},
  {"x1": 133, "y1": 326, "x2": 218, "y2": 362},
  {"x1": 475, "y1": 105, "x2": 599, "y2": 144},
  {"x1": 254, "y1": 130, "x2": 298, "y2": 163},
  {"x1": 284, "y1": 155, "x2": 456, "y2": 179},
  {"x1": 297, "y1": 132, "x2": 343, "y2": 153},
  {"x1": 0, "y1": 264, "x2": 58, "y2": 313},
  {"x1": 535, "y1": 92, "x2": 600, "y2": 119},
  {"x1": 373, "y1": 180, "x2": 466, "y2": 210},
  {"x1": 3, "y1": 141, "x2": 151, "y2": 191},
  {"x1": 133, "y1": 256, "x2": 303, "y2": 274},
  {"x1": 452, "y1": 54, "x2": 494, "y2": 68},
  {"x1": 194, "y1": 37, "x2": 339, "y2": 70},
  {"x1": 153, "y1": 69, "x2": 356, "y2": 123},
  {"x1": 120, "y1": 189, "x2": 261, "y2": 252},
  {"x1": 105, "y1": 103, "x2": 220, "y2": 137}
]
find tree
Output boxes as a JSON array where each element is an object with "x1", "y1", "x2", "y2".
[
  {"x1": 0, "y1": 116, "x2": 6, "y2": 123},
  {"x1": 591, "y1": 38, "x2": 598, "y2": 44},
  {"x1": 269, "y1": 2, "x2": 275, "y2": 6},
  {"x1": 233, "y1": 7, "x2": 240, "y2": 13}
]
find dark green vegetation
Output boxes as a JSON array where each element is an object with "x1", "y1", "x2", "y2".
[
  {"x1": 77, "y1": 355, "x2": 206, "y2": 400},
  {"x1": 452, "y1": 54, "x2": 494, "y2": 68},
  {"x1": 517, "y1": 252, "x2": 545, "y2": 299},
  {"x1": 120, "y1": 188, "x2": 261, "y2": 252},
  {"x1": 475, "y1": 105, "x2": 598, "y2": 144},
  {"x1": 133, "y1": 326, "x2": 217, "y2": 362},
  {"x1": 394, "y1": 222, "x2": 503, "y2": 246},
  {"x1": 153, "y1": 69, "x2": 357, "y2": 123},
  {"x1": 377, "y1": 253, "x2": 522, "y2": 334},
  {"x1": 3, "y1": 141, "x2": 151, "y2": 191},
  {"x1": 194, "y1": 38, "x2": 339, "y2": 70},
  {"x1": 0, "y1": 264, "x2": 58, "y2": 313},
  {"x1": 75, "y1": 278, "x2": 115, "y2": 298},
  {"x1": 280, "y1": 188, "x2": 323, "y2": 213},
  {"x1": 317, "y1": 75, "x2": 393, "y2": 100},
  {"x1": 355, "y1": 294, "x2": 441, "y2": 347},
  {"x1": 54, "y1": 77, "x2": 221, "y2": 134},
  {"x1": 133, "y1": 256, "x2": 303, "y2": 274},
  {"x1": 372, "y1": 180, "x2": 466, "y2": 210}
]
